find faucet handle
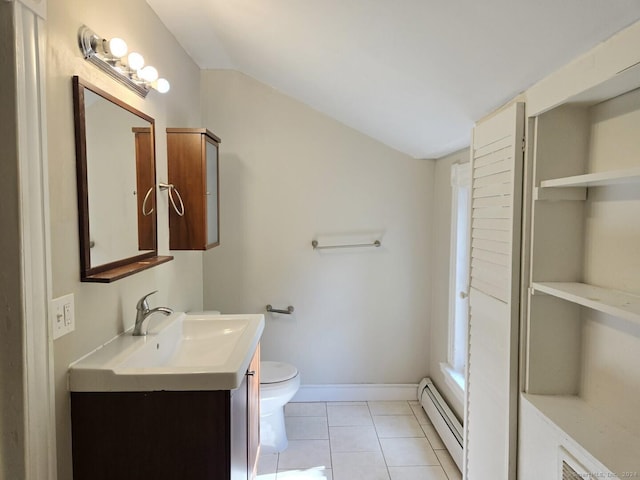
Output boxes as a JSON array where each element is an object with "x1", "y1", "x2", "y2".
[{"x1": 136, "y1": 290, "x2": 158, "y2": 311}]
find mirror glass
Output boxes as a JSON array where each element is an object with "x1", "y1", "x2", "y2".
[{"x1": 73, "y1": 76, "x2": 162, "y2": 282}]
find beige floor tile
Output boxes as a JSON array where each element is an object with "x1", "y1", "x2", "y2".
[
  {"x1": 388, "y1": 466, "x2": 448, "y2": 480},
  {"x1": 327, "y1": 405, "x2": 373, "y2": 426},
  {"x1": 276, "y1": 467, "x2": 333, "y2": 479},
  {"x1": 435, "y1": 449, "x2": 462, "y2": 480},
  {"x1": 368, "y1": 401, "x2": 413, "y2": 416},
  {"x1": 285, "y1": 416, "x2": 329, "y2": 440},
  {"x1": 421, "y1": 423, "x2": 445, "y2": 449},
  {"x1": 331, "y1": 451, "x2": 390, "y2": 480},
  {"x1": 373, "y1": 415, "x2": 425, "y2": 438},
  {"x1": 285, "y1": 403, "x2": 327, "y2": 417},
  {"x1": 277, "y1": 439, "x2": 331, "y2": 470},
  {"x1": 380, "y1": 437, "x2": 440, "y2": 467},
  {"x1": 329, "y1": 425, "x2": 381, "y2": 452},
  {"x1": 280, "y1": 398, "x2": 455, "y2": 480},
  {"x1": 409, "y1": 403, "x2": 430, "y2": 425}
]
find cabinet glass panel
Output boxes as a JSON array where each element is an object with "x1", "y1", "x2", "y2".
[{"x1": 206, "y1": 138, "x2": 219, "y2": 245}]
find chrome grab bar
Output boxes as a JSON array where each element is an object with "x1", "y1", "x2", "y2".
[
  {"x1": 311, "y1": 240, "x2": 381, "y2": 250},
  {"x1": 266, "y1": 305, "x2": 294, "y2": 314}
]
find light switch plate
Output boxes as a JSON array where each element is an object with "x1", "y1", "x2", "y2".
[{"x1": 52, "y1": 293, "x2": 75, "y2": 339}]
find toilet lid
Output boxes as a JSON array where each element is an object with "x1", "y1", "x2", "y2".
[{"x1": 261, "y1": 361, "x2": 299, "y2": 384}]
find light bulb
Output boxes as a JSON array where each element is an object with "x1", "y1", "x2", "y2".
[
  {"x1": 106, "y1": 37, "x2": 128, "y2": 58},
  {"x1": 156, "y1": 78, "x2": 170, "y2": 93},
  {"x1": 139, "y1": 65, "x2": 158, "y2": 83},
  {"x1": 127, "y1": 52, "x2": 145, "y2": 71}
]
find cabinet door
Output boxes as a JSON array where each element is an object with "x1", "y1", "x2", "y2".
[
  {"x1": 465, "y1": 102, "x2": 524, "y2": 480},
  {"x1": 230, "y1": 376, "x2": 249, "y2": 480},
  {"x1": 230, "y1": 345, "x2": 260, "y2": 480},
  {"x1": 133, "y1": 127, "x2": 155, "y2": 251},
  {"x1": 205, "y1": 137, "x2": 220, "y2": 247},
  {"x1": 247, "y1": 345, "x2": 261, "y2": 479},
  {"x1": 167, "y1": 131, "x2": 206, "y2": 250},
  {"x1": 167, "y1": 128, "x2": 221, "y2": 250}
]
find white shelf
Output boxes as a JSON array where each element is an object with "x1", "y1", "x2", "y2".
[
  {"x1": 539, "y1": 166, "x2": 640, "y2": 188},
  {"x1": 523, "y1": 393, "x2": 640, "y2": 476},
  {"x1": 531, "y1": 282, "x2": 640, "y2": 325}
]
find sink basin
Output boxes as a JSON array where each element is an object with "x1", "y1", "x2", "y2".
[{"x1": 69, "y1": 312, "x2": 264, "y2": 392}]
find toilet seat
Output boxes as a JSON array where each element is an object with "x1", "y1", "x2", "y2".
[{"x1": 261, "y1": 361, "x2": 298, "y2": 384}]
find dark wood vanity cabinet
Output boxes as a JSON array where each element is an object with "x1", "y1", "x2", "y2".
[
  {"x1": 166, "y1": 128, "x2": 220, "y2": 250},
  {"x1": 70, "y1": 346, "x2": 260, "y2": 480}
]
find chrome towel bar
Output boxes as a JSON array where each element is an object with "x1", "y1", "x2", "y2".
[
  {"x1": 266, "y1": 305, "x2": 294, "y2": 314},
  {"x1": 311, "y1": 240, "x2": 381, "y2": 250}
]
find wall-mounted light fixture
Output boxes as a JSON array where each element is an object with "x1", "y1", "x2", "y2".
[{"x1": 78, "y1": 26, "x2": 170, "y2": 98}]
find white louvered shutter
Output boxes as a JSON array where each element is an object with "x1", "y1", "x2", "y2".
[{"x1": 464, "y1": 102, "x2": 524, "y2": 480}]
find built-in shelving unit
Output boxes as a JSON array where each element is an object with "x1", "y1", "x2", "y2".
[
  {"x1": 532, "y1": 282, "x2": 640, "y2": 325},
  {"x1": 520, "y1": 73, "x2": 640, "y2": 479},
  {"x1": 523, "y1": 394, "x2": 640, "y2": 476}
]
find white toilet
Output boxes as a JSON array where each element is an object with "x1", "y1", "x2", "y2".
[{"x1": 260, "y1": 361, "x2": 300, "y2": 454}]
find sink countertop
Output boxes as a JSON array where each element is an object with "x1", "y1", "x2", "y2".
[{"x1": 68, "y1": 312, "x2": 264, "y2": 392}]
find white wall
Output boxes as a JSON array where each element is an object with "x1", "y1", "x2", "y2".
[
  {"x1": 429, "y1": 148, "x2": 469, "y2": 419},
  {"x1": 46, "y1": 1, "x2": 204, "y2": 477},
  {"x1": 201, "y1": 70, "x2": 435, "y2": 386},
  {"x1": 580, "y1": 88, "x2": 640, "y2": 434}
]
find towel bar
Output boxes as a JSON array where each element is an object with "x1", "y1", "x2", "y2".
[
  {"x1": 311, "y1": 240, "x2": 381, "y2": 250},
  {"x1": 266, "y1": 305, "x2": 294, "y2": 314}
]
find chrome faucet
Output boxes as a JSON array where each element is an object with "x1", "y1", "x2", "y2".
[{"x1": 133, "y1": 291, "x2": 173, "y2": 336}]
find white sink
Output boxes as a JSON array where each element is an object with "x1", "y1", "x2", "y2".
[{"x1": 69, "y1": 312, "x2": 264, "y2": 392}]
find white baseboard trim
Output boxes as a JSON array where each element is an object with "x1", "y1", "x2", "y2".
[{"x1": 291, "y1": 384, "x2": 419, "y2": 402}]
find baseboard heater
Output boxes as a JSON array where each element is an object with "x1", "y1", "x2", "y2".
[{"x1": 418, "y1": 378, "x2": 463, "y2": 472}]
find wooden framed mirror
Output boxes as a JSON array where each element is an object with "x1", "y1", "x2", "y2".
[{"x1": 72, "y1": 76, "x2": 172, "y2": 282}]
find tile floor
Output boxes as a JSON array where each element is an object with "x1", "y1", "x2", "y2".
[{"x1": 256, "y1": 400, "x2": 462, "y2": 480}]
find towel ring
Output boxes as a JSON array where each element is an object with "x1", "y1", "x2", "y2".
[
  {"x1": 159, "y1": 182, "x2": 185, "y2": 216},
  {"x1": 141, "y1": 187, "x2": 154, "y2": 216}
]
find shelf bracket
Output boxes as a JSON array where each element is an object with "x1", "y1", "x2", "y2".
[
  {"x1": 534, "y1": 187, "x2": 587, "y2": 202},
  {"x1": 529, "y1": 286, "x2": 548, "y2": 297}
]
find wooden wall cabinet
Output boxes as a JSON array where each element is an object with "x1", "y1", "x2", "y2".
[
  {"x1": 71, "y1": 346, "x2": 260, "y2": 480},
  {"x1": 167, "y1": 128, "x2": 220, "y2": 250},
  {"x1": 133, "y1": 127, "x2": 155, "y2": 251}
]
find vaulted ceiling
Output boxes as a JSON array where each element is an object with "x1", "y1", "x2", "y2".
[{"x1": 147, "y1": 0, "x2": 640, "y2": 158}]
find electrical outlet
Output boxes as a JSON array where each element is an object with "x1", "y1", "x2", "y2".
[{"x1": 52, "y1": 293, "x2": 75, "y2": 339}]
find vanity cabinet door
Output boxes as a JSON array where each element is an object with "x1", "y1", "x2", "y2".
[
  {"x1": 230, "y1": 374, "x2": 249, "y2": 480},
  {"x1": 247, "y1": 345, "x2": 261, "y2": 478},
  {"x1": 167, "y1": 128, "x2": 220, "y2": 250},
  {"x1": 71, "y1": 390, "x2": 232, "y2": 480},
  {"x1": 230, "y1": 344, "x2": 261, "y2": 480}
]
